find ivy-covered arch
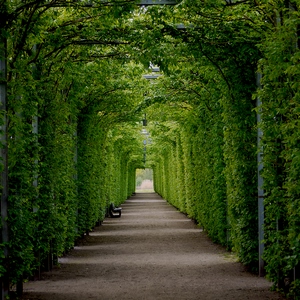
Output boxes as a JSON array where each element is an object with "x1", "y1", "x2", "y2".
[{"x1": 2, "y1": 1, "x2": 300, "y2": 298}]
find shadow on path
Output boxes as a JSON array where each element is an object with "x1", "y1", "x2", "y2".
[{"x1": 21, "y1": 193, "x2": 285, "y2": 300}]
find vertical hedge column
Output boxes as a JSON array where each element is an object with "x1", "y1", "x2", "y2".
[
  {"x1": 0, "y1": 15, "x2": 9, "y2": 299},
  {"x1": 221, "y1": 77, "x2": 257, "y2": 268},
  {"x1": 181, "y1": 129, "x2": 196, "y2": 219}
]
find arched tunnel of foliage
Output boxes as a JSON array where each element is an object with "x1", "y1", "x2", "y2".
[{"x1": 1, "y1": 0, "x2": 300, "y2": 298}]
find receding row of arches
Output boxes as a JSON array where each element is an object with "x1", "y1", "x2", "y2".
[{"x1": 1, "y1": 1, "x2": 300, "y2": 298}]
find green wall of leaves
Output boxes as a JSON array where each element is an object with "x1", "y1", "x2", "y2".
[{"x1": 2, "y1": 1, "x2": 300, "y2": 298}]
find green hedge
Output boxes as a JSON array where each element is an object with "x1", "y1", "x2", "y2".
[{"x1": 3, "y1": 1, "x2": 300, "y2": 299}]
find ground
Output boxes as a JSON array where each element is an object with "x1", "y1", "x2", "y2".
[{"x1": 21, "y1": 193, "x2": 286, "y2": 300}]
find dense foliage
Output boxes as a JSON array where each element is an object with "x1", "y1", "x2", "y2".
[
  {"x1": 142, "y1": 1, "x2": 300, "y2": 297},
  {"x1": 1, "y1": 0, "x2": 300, "y2": 298},
  {"x1": 0, "y1": 0, "x2": 146, "y2": 294}
]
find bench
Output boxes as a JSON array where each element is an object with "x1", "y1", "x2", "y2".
[{"x1": 109, "y1": 203, "x2": 122, "y2": 218}]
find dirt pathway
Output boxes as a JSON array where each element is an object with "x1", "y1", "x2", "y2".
[{"x1": 21, "y1": 193, "x2": 285, "y2": 300}]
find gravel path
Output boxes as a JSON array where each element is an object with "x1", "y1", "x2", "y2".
[{"x1": 21, "y1": 193, "x2": 285, "y2": 300}]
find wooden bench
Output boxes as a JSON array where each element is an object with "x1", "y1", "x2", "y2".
[{"x1": 109, "y1": 203, "x2": 122, "y2": 218}]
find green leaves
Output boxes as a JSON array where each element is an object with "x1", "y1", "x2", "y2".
[
  {"x1": 2, "y1": 1, "x2": 300, "y2": 297},
  {"x1": 2, "y1": 0, "x2": 147, "y2": 286}
]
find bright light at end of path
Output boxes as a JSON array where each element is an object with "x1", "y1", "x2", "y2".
[{"x1": 136, "y1": 168, "x2": 154, "y2": 192}]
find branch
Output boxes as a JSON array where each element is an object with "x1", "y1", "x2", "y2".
[
  {"x1": 198, "y1": 44, "x2": 235, "y2": 102},
  {"x1": 73, "y1": 39, "x2": 130, "y2": 45},
  {"x1": 70, "y1": 52, "x2": 130, "y2": 62},
  {"x1": 52, "y1": 14, "x2": 104, "y2": 29},
  {"x1": 175, "y1": 80, "x2": 213, "y2": 112},
  {"x1": 188, "y1": 88, "x2": 213, "y2": 112},
  {"x1": 225, "y1": 0, "x2": 251, "y2": 6}
]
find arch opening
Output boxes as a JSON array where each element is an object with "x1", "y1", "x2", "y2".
[{"x1": 135, "y1": 168, "x2": 154, "y2": 193}]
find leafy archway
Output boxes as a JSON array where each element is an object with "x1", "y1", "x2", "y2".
[{"x1": 1, "y1": 0, "x2": 300, "y2": 298}]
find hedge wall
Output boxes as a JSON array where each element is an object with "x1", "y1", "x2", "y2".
[{"x1": 3, "y1": 1, "x2": 300, "y2": 299}]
